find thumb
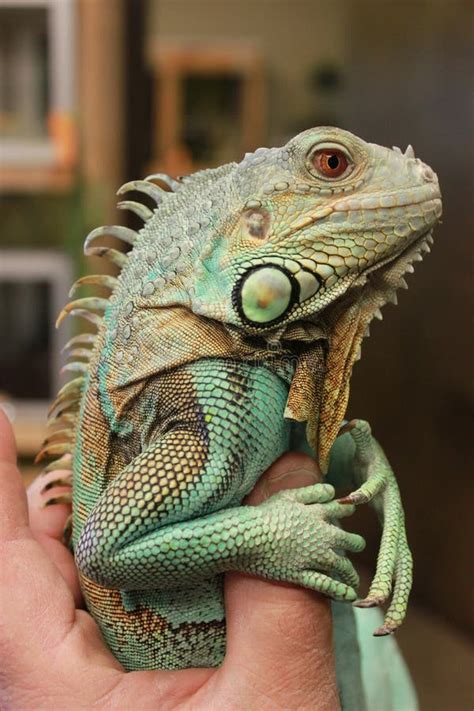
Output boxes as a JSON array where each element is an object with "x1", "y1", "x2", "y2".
[
  {"x1": 223, "y1": 453, "x2": 340, "y2": 710},
  {"x1": 0, "y1": 409, "x2": 29, "y2": 539}
]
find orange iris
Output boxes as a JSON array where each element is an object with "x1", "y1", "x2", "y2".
[{"x1": 312, "y1": 149, "x2": 349, "y2": 178}]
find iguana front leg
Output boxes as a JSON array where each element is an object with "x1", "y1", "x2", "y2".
[
  {"x1": 75, "y1": 362, "x2": 365, "y2": 603},
  {"x1": 76, "y1": 462, "x2": 362, "y2": 602},
  {"x1": 328, "y1": 420, "x2": 413, "y2": 636}
]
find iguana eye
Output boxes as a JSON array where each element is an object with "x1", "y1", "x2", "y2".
[
  {"x1": 238, "y1": 265, "x2": 294, "y2": 325},
  {"x1": 310, "y1": 147, "x2": 352, "y2": 180}
]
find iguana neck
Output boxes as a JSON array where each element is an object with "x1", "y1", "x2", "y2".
[{"x1": 309, "y1": 230, "x2": 432, "y2": 471}]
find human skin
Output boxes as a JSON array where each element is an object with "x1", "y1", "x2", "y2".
[{"x1": 0, "y1": 410, "x2": 340, "y2": 710}]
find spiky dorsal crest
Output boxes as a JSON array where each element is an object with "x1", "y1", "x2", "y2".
[{"x1": 37, "y1": 173, "x2": 181, "y2": 498}]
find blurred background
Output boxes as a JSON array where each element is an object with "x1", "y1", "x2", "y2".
[{"x1": 0, "y1": 0, "x2": 472, "y2": 707}]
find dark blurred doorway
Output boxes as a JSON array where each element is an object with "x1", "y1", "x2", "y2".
[{"x1": 343, "y1": 0, "x2": 474, "y2": 636}]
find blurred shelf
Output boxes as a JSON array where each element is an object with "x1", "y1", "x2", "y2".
[
  {"x1": 21, "y1": 464, "x2": 42, "y2": 487},
  {"x1": 0, "y1": 165, "x2": 75, "y2": 193}
]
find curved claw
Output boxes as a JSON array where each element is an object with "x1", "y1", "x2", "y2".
[
  {"x1": 356, "y1": 514, "x2": 413, "y2": 636},
  {"x1": 374, "y1": 532, "x2": 412, "y2": 635},
  {"x1": 41, "y1": 476, "x2": 72, "y2": 494},
  {"x1": 353, "y1": 597, "x2": 381, "y2": 609},
  {"x1": 337, "y1": 420, "x2": 357, "y2": 437},
  {"x1": 373, "y1": 624, "x2": 395, "y2": 637},
  {"x1": 43, "y1": 493, "x2": 72, "y2": 508},
  {"x1": 339, "y1": 465, "x2": 388, "y2": 506},
  {"x1": 338, "y1": 491, "x2": 370, "y2": 506}
]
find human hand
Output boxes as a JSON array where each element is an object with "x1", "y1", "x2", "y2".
[{"x1": 0, "y1": 410, "x2": 340, "y2": 710}]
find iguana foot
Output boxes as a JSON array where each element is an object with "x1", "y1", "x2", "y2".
[
  {"x1": 337, "y1": 419, "x2": 413, "y2": 635},
  {"x1": 261, "y1": 482, "x2": 366, "y2": 602}
]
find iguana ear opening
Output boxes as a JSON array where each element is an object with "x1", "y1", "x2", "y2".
[{"x1": 242, "y1": 208, "x2": 271, "y2": 240}]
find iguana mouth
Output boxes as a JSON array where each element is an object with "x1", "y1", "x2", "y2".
[
  {"x1": 323, "y1": 192, "x2": 441, "y2": 300},
  {"x1": 331, "y1": 185, "x2": 441, "y2": 213},
  {"x1": 366, "y1": 221, "x2": 437, "y2": 283}
]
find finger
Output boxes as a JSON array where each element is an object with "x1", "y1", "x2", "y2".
[
  {"x1": 0, "y1": 410, "x2": 29, "y2": 538},
  {"x1": 0, "y1": 414, "x2": 77, "y2": 663},
  {"x1": 28, "y1": 469, "x2": 72, "y2": 540},
  {"x1": 224, "y1": 573, "x2": 339, "y2": 709},
  {"x1": 223, "y1": 454, "x2": 340, "y2": 710},
  {"x1": 41, "y1": 475, "x2": 72, "y2": 492},
  {"x1": 27, "y1": 472, "x2": 82, "y2": 607},
  {"x1": 0, "y1": 408, "x2": 17, "y2": 464}
]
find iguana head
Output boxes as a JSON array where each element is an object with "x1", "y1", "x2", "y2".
[{"x1": 188, "y1": 126, "x2": 441, "y2": 334}]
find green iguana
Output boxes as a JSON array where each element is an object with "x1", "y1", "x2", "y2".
[{"x1": 37, "y1": 127, "x2": 441, "y2": 707}]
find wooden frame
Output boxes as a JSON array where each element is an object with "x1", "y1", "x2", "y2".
[
  {"x1": 0, "y1": 0, "x2": 77, "y2": 191},
  {"x1": 147, "y1": 42, "x2": 266, "y2": 176}
]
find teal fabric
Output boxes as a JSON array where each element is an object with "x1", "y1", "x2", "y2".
[{"x1": 333, "y1": 603, "x2": 418, "y2": 711}]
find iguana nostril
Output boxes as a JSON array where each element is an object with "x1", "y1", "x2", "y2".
[{"x1": 421, "y1": 164, "x2": 436, "y2": 183}]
